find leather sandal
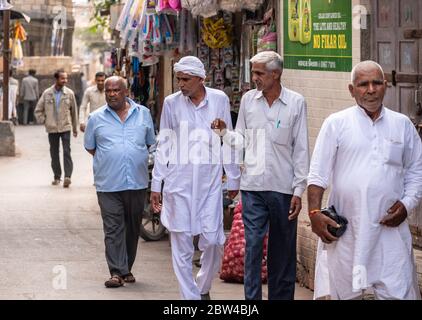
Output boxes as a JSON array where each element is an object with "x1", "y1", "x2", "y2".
[
  {"x1": 123, "y1": 272, "x2": 136, "y2": 283},
  {"x1": 104, "y1": 275, "x2": 124, "y2": 288}
]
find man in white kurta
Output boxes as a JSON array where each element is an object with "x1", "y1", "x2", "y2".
[
  {"x1": 308, "y1": 61, "x2": 422, "y2": 300},
  {"x1": 150, "y1": 56, "x2": 240, "y2": 300}
]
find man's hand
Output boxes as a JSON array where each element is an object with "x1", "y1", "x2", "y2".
[
  {"x1": 211, "y1": 118, "x2": 227, "y2": 137},
  {"x1": 310, "y1": 213, "x2": 340, "y2": 244},
  {"x1": 150, "y1": 191, "x2": 162, "y2": 213},
  {"x1": 80, "y1": 123, "x2": 86, "y2": 132},
  {"x1": 227, "y1": 190, "x2": 239, "y2": 200},
  {"x1": 380, "y1": 201, "x2": 407, "y2": 227},
  {"x1": 73, "y1": 131, "x2": 78, "y2": 138},
  {"x1": 288, "y1": 196, "x2": 302, "y2": 221}
]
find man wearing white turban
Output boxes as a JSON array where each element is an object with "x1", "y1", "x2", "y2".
[{"x1": 150, "y1": 56, "x2": 241, "y2": 300}]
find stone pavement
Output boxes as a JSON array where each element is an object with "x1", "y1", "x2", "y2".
[{"x1": 0, "y1": 125, "x2": 313, "y2": 300}]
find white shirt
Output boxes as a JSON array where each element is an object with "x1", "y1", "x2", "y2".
[
  {"x1": 223, "y1": 86, "x2": 309, "y2": 197},
  {"x1": 79, "y1": 86, "x2": 106, "y2": 124},
  {"x1": 308, "y1": 105, "x2": 422, "y2": 300},
  {"x1": 151, "y1": 87, "x2": 240, "y2": 236}
]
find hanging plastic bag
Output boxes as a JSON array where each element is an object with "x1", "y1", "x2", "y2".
[
  {"x1": 11, "y1": 38, "x2": 24, "y2": 68},
  {"x1": 157, "y1": 0, "x2": 181, "y2": 14}
]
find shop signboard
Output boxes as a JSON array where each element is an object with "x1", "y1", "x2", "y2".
[{"x1": 283, "y1": 0, "x2": 352, "y2": 72}]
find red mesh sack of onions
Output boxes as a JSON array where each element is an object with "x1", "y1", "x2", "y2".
[{"x1": 220, "y1": 200, "x2": 268, "y2": 283}]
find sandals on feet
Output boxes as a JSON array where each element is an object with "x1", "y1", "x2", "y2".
[
  {"x1": 123, "y1": 272, "x2": 136, "y2": 283},
  {"x1": 104, "y1": 275, "x2": 124, "y2": 288}
]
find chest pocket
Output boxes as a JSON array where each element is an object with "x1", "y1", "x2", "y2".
[
  {"x1": 270, "y1": 125, "x2": 291, "y2": 146},
  {"x1": 130, "y1": 124, "x2": 148, "y2": 148},
  {"x1": 383, "y1": 138, "x2": 404, "y2": 167}
]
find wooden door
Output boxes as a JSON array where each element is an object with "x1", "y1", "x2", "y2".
[{"x1": 372, "y1": 0, "x2": 422, "y2": 246}]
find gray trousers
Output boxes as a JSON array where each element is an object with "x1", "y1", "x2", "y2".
[{"x1": 97, "y1": 189, "x2": 146, "y2": 277}]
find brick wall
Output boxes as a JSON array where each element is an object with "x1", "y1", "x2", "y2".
[{"x1": 19, "y1": 56, "x2": 73, "y2": 75}]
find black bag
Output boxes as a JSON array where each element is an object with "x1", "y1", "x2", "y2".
[{"x1": 321, "y1": 206, "x2": 348, "y2": 237}]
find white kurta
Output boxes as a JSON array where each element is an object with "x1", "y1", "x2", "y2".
[
  {"x1": 308, "y1": 105, "x2": 422, "y2": 300},
  {"x1": 152, "y1": 88, "x2": 240, "y2": 240}
]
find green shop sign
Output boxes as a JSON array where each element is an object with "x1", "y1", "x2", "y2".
[{"x1": 283, "y1": 0, "x2": 352, "y2": 72}]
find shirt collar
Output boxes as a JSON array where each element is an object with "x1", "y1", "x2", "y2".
[
  {"x1": 54, "y1": 86, "x2": 64, "y2": 94},
  {"x1": 183, "y1": 87, "x2": 209, "y2": 108},
  {"x1": 254, "y1": 85, "x2": 287, "y2": 105},
  {"x1": 94, "y1": 86, "x2": 104, "y2": 93},
  {"x1": 106, "y1": 98, "x2": 138, "y2": 116},
  {"x1": 356, "y1": 104, "x2": 385, "y2": 122}
]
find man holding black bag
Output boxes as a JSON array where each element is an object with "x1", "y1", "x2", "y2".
[{"x1": 307, "y1": 61, "x2": 422, "y2": 300}]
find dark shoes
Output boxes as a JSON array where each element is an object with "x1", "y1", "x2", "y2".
[
  {"x1": 104, "y1": 275, "x2": 124, "y2": 288},
  {"x1": 201, "y1": 292, "x2": 211, "y2": 300},
  {"x1": 52, "y1": 179, "x2": 60, "y2": 186},
  {"x1": 63, "y1": 177, "x2": 71, "y2": 188}
]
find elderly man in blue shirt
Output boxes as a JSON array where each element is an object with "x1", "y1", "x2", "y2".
[{"x1": 84, "y1": 76, "x2": 156, "y2": 288}]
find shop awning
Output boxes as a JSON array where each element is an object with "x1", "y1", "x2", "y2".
[{"x1": 0, "y1": 9, "x2": 31, "y2": 23}]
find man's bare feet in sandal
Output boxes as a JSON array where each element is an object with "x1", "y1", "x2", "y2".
[
  {"x1": 123, "y1": 272, "x2": 136, "y2": 283},
  {"x1": 104, "y1": 275, "x2": 124, "y2": 288}
]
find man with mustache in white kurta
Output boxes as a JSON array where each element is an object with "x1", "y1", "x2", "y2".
[
  {"x1": 308, "y1": 60, "x2": 422, "y2": 300},
  {"x1": 150, "y1": 56, "x2": 240, "y2": 300}
]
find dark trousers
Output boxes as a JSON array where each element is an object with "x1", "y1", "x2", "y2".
[
  {"x1": 97, "y1": 189, "x2": 146, "y2": 276},
  {"x1": 48, "y1": 131, "x2": 73, "y2": 180},
  {"x1": 23, "y1": 100, "x2": 36, "y2": 125},
  {"x1": 241, "y1": 191, "x2": 297, "y2": 300}
]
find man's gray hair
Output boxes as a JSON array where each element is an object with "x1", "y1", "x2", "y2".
[
  {"x1": 104, "y1": 76, "x2": 128, "y2": 89},
  {"x1": 351, "y1": 60, "x2": 385, "y2": 84},
  {"x1": 250, "y1": 51, "x2": 284, "y2": 72}
]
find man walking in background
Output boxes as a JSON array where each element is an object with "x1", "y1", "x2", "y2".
[
  {"x1": 20, "y1": 69, "x2": 39, "y2": 125},
  {"x1": 35, "y1": 70, "x2": 78, "y2": 187},
  {"x1": 79, "y1": 72, "x2": 106, "y2": 132}
]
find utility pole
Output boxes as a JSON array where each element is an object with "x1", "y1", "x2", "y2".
[
  {"x1": 2, "y1": 9, "x2": 10, "y2": 120},
  {"x1": 1, "y1": 0, "x2": 12, "y2": 121}
]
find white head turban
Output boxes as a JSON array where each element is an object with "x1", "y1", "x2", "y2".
[{"x1": 173, "y1": 56, "x2": 206, "y2": 79}]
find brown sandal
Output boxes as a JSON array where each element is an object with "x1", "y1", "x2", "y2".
[
  {"x1": 104, "y1": 275, "x2": 124, "y2": 288},
  {"x1": 123, "y1": 272, "x2": 136, "y2": 283}
]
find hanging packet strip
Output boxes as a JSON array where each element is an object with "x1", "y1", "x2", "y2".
[
  {"x1": 152, "y1": 14, "x2": 162, "y2": 45},
  {"x1": 115, "y1": 0, "x2": 135, "y2": 32},
  {"x1": 161, "y1": 14, "x2": 174, "y2": 44},
  {"x1": 128, "y1": 0, "x2": 148, "y2": 44},
  {"x1": 120, "y1": 0, "x2": 148, "y2": 45}
]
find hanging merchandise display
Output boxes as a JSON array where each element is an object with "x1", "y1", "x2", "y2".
[
  {"x1": 116, "y1": 0, "x2": 182, "y2": 64},
  {"x1": 11, "y1": 22, "x2": 27, "y2": 68},
  {"x1": 201, "y1": 16, "x2": 232, "y2": 49},
  {"x1": 219, "y1": 0, "x2": 265, "y2": 12},
  {"x1": 195, "y1": 12, "x2": 241, "y2": 111},
  {"x1": 157, "y1": 0, "x2": 182, "y2": 14},
  {"x1": 182, "y1": 0, "x2": 265, "y2": 16},
  {"x1": 181, "y1": 0, "x2": 219, "y2": 18},
  {"x1": 256, "y1": 7, "x2": 277, "y2": 53}
]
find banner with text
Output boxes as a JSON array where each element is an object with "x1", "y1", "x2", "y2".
[{"x1": 283, "y1": 0, "x2": 352, "y2": 72}]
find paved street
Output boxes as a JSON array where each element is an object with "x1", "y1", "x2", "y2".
[{"x1": 0, "y1": 125, "x2": 313, "y2": 300}]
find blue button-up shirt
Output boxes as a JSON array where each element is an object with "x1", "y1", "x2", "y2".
[
  {"x1": 54, "y1": 88, "x2": 63, "y2": 112},
  {"x1": 84, "y1": 98, "x2": 156, "y2": 192}
]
